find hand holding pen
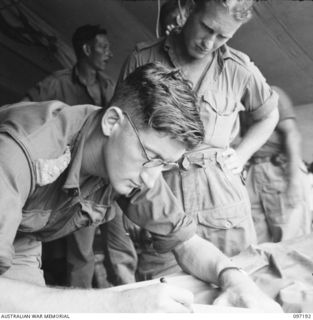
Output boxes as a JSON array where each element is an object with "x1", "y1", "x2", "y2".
[{"x1": 159, "y1": 277, "x2": 194, "y2": 313}]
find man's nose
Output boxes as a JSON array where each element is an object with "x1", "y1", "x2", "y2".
[
  {"x1": 140, "y1": 166, "x2": 163, "y2": 189},
  {"x1": 107, "y1": 49, "x2": 113, "y2": 59},
  {"x1": 202, "y1": 34, "x2": 216, "y2": 50}
]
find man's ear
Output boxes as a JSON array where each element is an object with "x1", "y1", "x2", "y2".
[
  {"x1": 101, "y1": 106, "x2": 124, "y2": 136},
  {"x1": 83, "y1": 43, "x2": 91, "y2": 56}
]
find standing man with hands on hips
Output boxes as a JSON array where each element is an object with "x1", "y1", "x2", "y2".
[{"x1": 105, "y1": 0, "x2": 279, "y2": 283}]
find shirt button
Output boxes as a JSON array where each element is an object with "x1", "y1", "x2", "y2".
[
  {"x1": 225, "y1": 220, "x2": 232, "y2": 228},
  {"x1": 181, "y1": 156, "x2": 191, "y2": 170}
]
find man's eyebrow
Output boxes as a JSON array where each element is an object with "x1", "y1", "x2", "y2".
[
  {"x1": 201, "y1": 21, "x2": 231, "y2": 38},
  {"x1": 201, "y1": 21, "x2": 214, "y2": 33}
]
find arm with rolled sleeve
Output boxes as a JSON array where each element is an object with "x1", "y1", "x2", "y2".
[
  {"x1": 278, "y1": 118, "x2": 302, "y2": 206},
  {"x1": 0, "y1": 135, "x2": 31, "y2": 274},
  {"x1": 273, "y1": 86, "x2": 302, "y2": 207},
  {"x1": 234, "y1": 64, "x2": 279, "y2": 167},
  {"x1": 173, "y1": 235, "x2": 282, "y2": 311},
  {"x1": 125, "y1": 176, "x2": 282, "y2": 311}
]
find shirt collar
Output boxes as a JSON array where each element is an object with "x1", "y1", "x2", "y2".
[
  {"x1": 72, "y1": 64, "x2": 110, "y2": 87},
  {"x1": 71, "y1": 65, "x2": 82, "y2": 85},
  {"x1": 62, "y1": 109, "x2": 109, "y2": 192},
  {"x1": 216, "y1": 44, "x2": 232, "y2": 72}
]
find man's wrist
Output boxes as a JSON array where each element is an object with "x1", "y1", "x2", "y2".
[{"x1": 217, "y1": 266, "x2": 248, "y2": 289}]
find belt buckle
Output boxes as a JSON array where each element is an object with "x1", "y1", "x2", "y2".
[{"x1": 181, "y1": 153, "x2": 206, "y2": 170}]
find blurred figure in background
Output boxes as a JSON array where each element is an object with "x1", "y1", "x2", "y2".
[
  {"x1": 243, "y1": 86, "x2": 312, "y2": 243},
  {"x1": 24, "y1": 24, "x2": 115, "y2": 288}
]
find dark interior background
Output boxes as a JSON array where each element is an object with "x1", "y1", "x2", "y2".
[{"x1": 0, "y1": 0, "x2": 312, "y2": 161}]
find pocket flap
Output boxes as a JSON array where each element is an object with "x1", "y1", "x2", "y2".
[
  {"x1": 262, "y1": 180, "x2": 285, "y2": 193},
  {"x1": 197, "y1": 202, "x2": 248, "y2": 229}
]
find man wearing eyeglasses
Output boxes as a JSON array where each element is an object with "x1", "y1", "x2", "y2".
[{"x1": 0, "y1": 63, "x2": 280, "y2": 312}]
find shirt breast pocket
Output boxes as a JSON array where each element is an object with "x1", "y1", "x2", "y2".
[{"x1": 200, "y1": 91, "x2": 245, "y2": 147}]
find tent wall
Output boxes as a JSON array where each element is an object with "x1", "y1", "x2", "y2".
[{"x1": 0, "y1": 0, "x2": 312, "y2": 161}]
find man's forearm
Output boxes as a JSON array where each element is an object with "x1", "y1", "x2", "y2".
[
  {"x1": 237, "y1": 108, "x2": 279, "y2": 164},
  {"x1": 284, "y1": 126, "x2": 302, "y2": 181},
  {"x1": 173, "y1": 236, "x2": 282, "y2": 311},
  {"x1": 173, "y1": 235, "x2": 237, "y2": 286},
  {"x1": 0, "y1": 277, "x2": 120, "y2": 312}
]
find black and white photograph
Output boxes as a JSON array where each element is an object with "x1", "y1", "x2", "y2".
[{"x1": 0, "y1": 0, "x2": 313, "y2": 315}]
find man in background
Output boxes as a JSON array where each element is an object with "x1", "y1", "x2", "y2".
[
  {"x1": 24, "y1": 24, "x2": 115, "y2": 288},
  {"x1": 244, "y1": 86, "x2": 312, "y2": 243}
]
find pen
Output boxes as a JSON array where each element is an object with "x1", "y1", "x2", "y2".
[
  {"x1": 159, "y1": 277, "x2": 194, "y2": 313},
  {"x1": 160, "y1": 277, "x2": 167, "y2": 284}
]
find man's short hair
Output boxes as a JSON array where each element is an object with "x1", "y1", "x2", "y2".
[
  {"x1": 193, "y1": 0, "x2": 254, "y2": 23},
  {"x1": 111, "y1": 62, "x2": 204, "y2": 150},
  {"x1": 72, "y1": 24, "x2": 107, "y2": 58}
]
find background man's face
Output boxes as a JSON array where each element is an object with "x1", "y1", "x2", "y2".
[
  {"x1": 104, "y1": 119, "x2": 185, "y2": 197},
  {"x1": 88, "y1": 34, "x2": 112, "y2": 71},
  {"x1": 183, "y1": 1, "x2": 242, "y2": 59}
]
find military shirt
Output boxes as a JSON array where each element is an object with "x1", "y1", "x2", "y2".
[
  {"x1": 0, "y1": 101, "x2": 195, "y2": 274},
  {"x1": 25, "y1": 65, "x2": 115, "y2": 108},
  {"x1": 118, "y1": 34, "x2": 278, "y2": 148}
]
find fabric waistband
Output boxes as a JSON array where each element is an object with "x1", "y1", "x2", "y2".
[
  {"x1": 180, "y1": 147, "x2": 225, "y2": 170},
  {"x1": 249, "y1": 154, "x2": 287, "y2": 166}
]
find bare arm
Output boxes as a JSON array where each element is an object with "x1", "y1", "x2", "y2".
[
  {"x1": 278, "y1": 118, "x2": 303, "y2": 206},
  {"x1": 173, "y1": 235, "x2": 235, "y2": 285},
  {"x1": 0, "y1": 276, "x2": 195, "y2": 313},
  {"x1": 173, "y1": 235, "x2": 282, "y2": 312},
  {"x1": 238, "y1": 107, "x2": 279, "y2": 163},
  {"x1": 224, "y1": 108, "x2": 279, "y2": 174},
  {"x1": 0, "y1": 277, "x2": 117, "y2": 312}
]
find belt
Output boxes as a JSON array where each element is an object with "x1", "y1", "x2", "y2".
[
  {"x1": 250, "y1": 154, "x2": 287, "y2": 166},
  {"x1": 180, "y1": 148, "x2": 248, "y2": 185},
  {"x1": 180, "y1": 148, "x2": 224, "y2": 170}
]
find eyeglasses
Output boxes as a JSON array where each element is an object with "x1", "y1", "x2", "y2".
[{"x1": 123, "y1": 112, "x2": 179, "y2": 171}]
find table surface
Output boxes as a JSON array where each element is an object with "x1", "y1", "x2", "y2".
[{"x1": 111, "y1": 234, "x2": 313, "y2": 312}]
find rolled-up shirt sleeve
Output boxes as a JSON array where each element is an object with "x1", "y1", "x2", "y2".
[
  {"x1": 124, "y1": 176, "x2": 196, "y2": 254},
  {"x1": 0, "y1": 135, "x2": 31, "y2": 274},
  {"x1": 242, "y1": 60, "x2": 278, "y2": 120}
]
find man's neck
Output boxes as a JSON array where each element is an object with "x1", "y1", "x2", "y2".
[
  {"x1": 76, "y1": 61, "x2": 98, "y2": 86},
  {"x1": 172, "y1": 33, "x2": 214, "y2": 88},
  {"x1": 79, "y1": 116, "x2": 107, "y2": 183}
]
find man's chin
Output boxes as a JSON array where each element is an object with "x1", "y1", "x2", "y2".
[
  {"x1": 193, "y1": 52, "x2": 209, "y2": 60},
  {"x1": 189, "y1": 47, "x2": 211, "y2": 59}
]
